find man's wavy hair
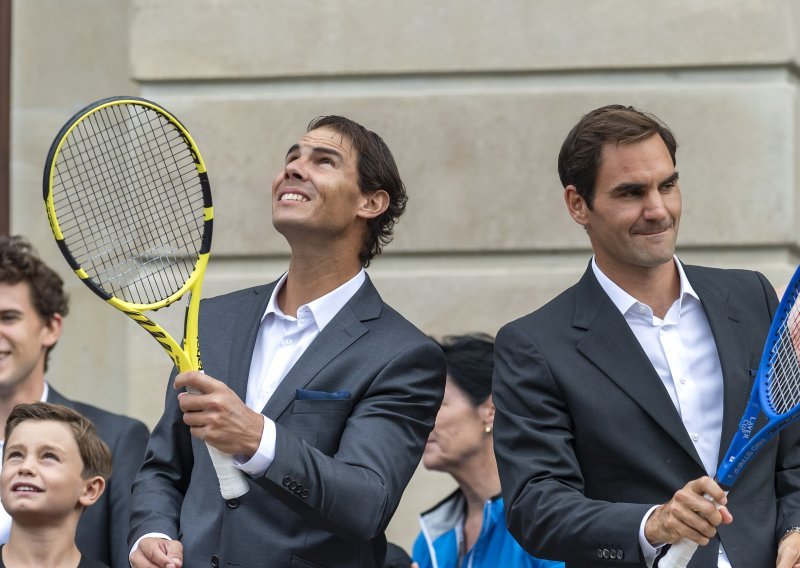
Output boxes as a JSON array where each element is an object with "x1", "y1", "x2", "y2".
[
  {"x1": 307, "y1": 116, "x2": 408, "y2": 267},
  {"x1": 0, "y1": 236, "x2": 68, "y2": 370}
]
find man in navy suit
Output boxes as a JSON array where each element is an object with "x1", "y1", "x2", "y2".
[
  {"x1": 493, "y1": 105, "x2": 800, "y2": 567},
  {"x1": 130, "y1": 116, "x2": 446, "y2": 568},
  {"x1": 0, "y1": 235, "x2": 149, "y2": 568}
]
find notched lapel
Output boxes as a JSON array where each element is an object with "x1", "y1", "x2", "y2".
[
  {"x1": 686, "y1": 269, "x2": 753, "y2": 465},
  {"x1": 205, "y1": 284, "x2": 274, "y2": 401},
  {"x1": 262, "y1": 276, "x2": 382, "y2": 420},
  {"x1": 574, "y1": 268, "x2": 705, "y2": 468}
]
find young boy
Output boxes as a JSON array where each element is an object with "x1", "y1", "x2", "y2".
[{"x1": 0, "y1": 402, "x2": 112, "y2": 567}]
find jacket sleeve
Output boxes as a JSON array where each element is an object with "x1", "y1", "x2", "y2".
[
  {"x1": 257, "y1": 339, "x2": 446, "y2": 542},
  {"x1": 492, "y1": 321, "x2": 650, "y2": 565}
]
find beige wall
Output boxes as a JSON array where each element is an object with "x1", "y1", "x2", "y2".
[{"x1": 11, "y1": 0, "x2": 800, "y2": 552}]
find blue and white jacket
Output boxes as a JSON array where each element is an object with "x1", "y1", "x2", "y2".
[{"x1": 412, "y1": 490, "x2": 564, "y2": 568}]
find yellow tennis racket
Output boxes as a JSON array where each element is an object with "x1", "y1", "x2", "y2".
[{"x1": 43, "y1": 96, "x2": 248, "y2": 500}]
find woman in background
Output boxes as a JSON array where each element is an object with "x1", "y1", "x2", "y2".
[{"x1": 411, "y1": 334, "x2": 563, "y2": 568}]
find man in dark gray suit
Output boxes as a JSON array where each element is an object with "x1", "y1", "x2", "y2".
[
  {"x1": 0, "y1": 235, "x2": 150, "y2": 568},
  {"x1": 129, "y1": 116, "x2": 446, "y2": 568},
  {"x1": 493, "y1": 105, "x2": 800, "y2": 568}
]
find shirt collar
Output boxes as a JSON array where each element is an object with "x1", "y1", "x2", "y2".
[
  {"x1": 263, "y1": 269, "x2": 366, "y2": 331},
  {"x1": 591, "y1": 256, "x2": 699, "y2": 317}
]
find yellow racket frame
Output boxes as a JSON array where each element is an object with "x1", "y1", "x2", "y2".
[{"x1": 43, "y1": 97, "x2": 213, "y2": 373}]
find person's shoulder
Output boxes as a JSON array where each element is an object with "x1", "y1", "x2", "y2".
[
  {"x1": 51, "y1": 390, "x2": 148, "y2": 440},
  {"x1": 203, "y1": 281, "x2": 277, "y2": 306},
  {"x1": 497, "y1": 281, "x2": 580, "y2": 338},
  {"x1": 683, "y1": 264, "x2": 772, "y2": 294}
]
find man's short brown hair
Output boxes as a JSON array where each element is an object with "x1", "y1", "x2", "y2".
[
  {"x1": 558, "y1": 105, "x2": 678, "y2": 208},
  {"x1": 4, "y1": 402, "x2": 112, "y2": 480}
]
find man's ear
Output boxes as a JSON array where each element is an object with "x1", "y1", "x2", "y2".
[
  {"x1": 78, "y1": 476, "x2": 105, "y2": 509},
  {"x1": 41, "y1": 313, "x2": 63, "y2": 349},
  {"x1": 358, "y1": 189, "x2": 390, "y2": 220},
  {"x1": 564, "y1": 185, "x2": 589, "y2": 226}
]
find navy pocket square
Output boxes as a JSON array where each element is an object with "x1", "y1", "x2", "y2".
[{"x1": 295, "y1": 389, "x2": 351, "y2": 401}]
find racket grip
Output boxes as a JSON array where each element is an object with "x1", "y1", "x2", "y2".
[
  {"x1": 658, "y1": 538, "x2": 698, "y2": 568},
  {"x1": 204, "y1": 441, "x2": 250, "y2": 500},
  {"x1": 184, "y1": 385, "x2": 250, "y2": 499},
  {"x1": 657, "y1": 491, "x2": 725, "y2": 567}
]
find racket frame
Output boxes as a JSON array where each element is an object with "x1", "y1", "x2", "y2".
[{"x1": 42, "y1": 96, "x2": 214, "y2": 373}]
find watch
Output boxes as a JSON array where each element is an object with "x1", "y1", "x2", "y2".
[{"x1": 781, "y1": 527, "x2": 800, "y2": 543}]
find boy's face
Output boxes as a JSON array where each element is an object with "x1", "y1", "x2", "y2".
[{"x1": 0, "y1": 420, "x2": 100, "y2": 524}]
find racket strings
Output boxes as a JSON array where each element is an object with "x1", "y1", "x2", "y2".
[
  {"x1": 51, "y1": 103, "x2": 205, "y2": 305},
  {"x1": 768, "y1": 285, "x2": 800, "y2": 415}
]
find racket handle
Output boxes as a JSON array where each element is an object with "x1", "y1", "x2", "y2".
[
  {"x1": 185, "y1": 385, "x2": 250, "y2": 500},
  {"x1": 657, "y1": 491, "x2": 725, "y2": 567},
  {"x1": 204, "y1": 441, "x2": 250, "y2": 500},
  {"x1": 658, "y1": 538, "x2": 698, "y2": 568}
]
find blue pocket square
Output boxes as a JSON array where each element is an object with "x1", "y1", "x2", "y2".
[{"x1": 295, "y1": 389, "x2": 351, "y2": 401}]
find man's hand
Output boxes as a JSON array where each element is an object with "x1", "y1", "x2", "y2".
[
  {"x1": 777, "y1": 531, "x2": 800, "y2": 568},
  {"x1": 130, "y1": 538, "x2": 183, "y2": 568},
  {"x1": 645, "y1": 476, "x2": 732, "y2": 546},
  {"x1": 175, "y1": 371, "x2": 265, "y2": 458}
]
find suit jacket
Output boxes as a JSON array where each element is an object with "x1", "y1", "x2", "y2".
[
  {"x1": 130, "y1": 275, "x2": 446, "y2": 568},
  {"x1": 49, "y1": 387, "x2": 150, "y2": 568},
  {"x1": 493, "y1": 264, "x2": 800, "y2": 568}
]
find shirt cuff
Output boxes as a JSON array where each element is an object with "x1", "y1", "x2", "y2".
[
  {"x1": 639, "y1": 505, "x2": 664, "y2": 568},
  {"x1": 234, "y1": 415, "x2": 275, "y2": 477}
]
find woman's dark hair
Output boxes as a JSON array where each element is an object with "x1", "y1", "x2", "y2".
[{"x1": 433, "y1": 333, "x2": 494, "y2": 407}]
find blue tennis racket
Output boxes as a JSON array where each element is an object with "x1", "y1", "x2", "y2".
[{"x1": 660, "y1": 265, "x2": 800, "y2": 566}]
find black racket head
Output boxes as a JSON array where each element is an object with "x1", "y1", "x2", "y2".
[{"x1": 43, "y1": 96, "x2": 213, "y2": 308}]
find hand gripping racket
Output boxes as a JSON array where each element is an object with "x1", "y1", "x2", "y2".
[
  {"x1": 659, "y1": 265, "x2": 800, "y2": 566},
  {"x1": 42, "y1": 96, "x2": 249, "y2": 500}
]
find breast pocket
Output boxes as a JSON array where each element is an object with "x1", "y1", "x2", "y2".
[{"x1": 289, "y1": 398, "x2": 352, "y2": 455}]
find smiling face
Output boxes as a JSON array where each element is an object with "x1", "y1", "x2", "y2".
[
  {"x1": 271, "y1": 126, "x2": 389, "y2": 256},
  {"x1": 0, "y1": 420, "x2": 99, "y2": 525},
  {"x1": 565, "y1": 134, "x2": 681, "y2": 281},
  {"x1": 0, "y1": 282, "x2": 61, "y2": 398}
]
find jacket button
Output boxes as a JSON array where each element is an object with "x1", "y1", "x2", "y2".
[
  {"x1": 226, "y1": 497, "x2": 240, "y2": 509},
  {"x1": 602, "y1": 548, "x2": 610, "y2": 558},
  {"x1": 616, "y1": 549, "x2": 624, "y2": 560},
  {"x1": 596, "y1": 549, "x2": 603, "y2": 559},
  {"x1": 301, "y1": 488, "x2": 310, "y2": 498},
  {"x1": 211, "y1": 555, "x2": 219, "y2": 567},
  {"x1": 282, "y1": 475, "x2": 291, "y2": 486}
]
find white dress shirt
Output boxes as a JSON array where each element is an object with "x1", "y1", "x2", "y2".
[
  {"x1": 236, "y1": 268, "x2": 366, "y2": 475},
  {"x1": 592, "y1": 258, "x2": 730, "y2": 568},
  {"x1": 131, "y1": 269, "x2": 366, "y2": 557}
]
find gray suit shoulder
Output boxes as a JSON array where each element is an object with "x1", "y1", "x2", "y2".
[{"x1": 51, "y1": 391, "x2": 149, "y2": 444}]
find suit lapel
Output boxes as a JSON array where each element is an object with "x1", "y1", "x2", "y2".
[
  {"x1": 574, "y1": 267, "x2": 705, "y2": 467},
  {"x1": 217, "y1": 283, "x2": 275, "y2": 401},
  {"x1": 262, "y1": 275, "x2": 382, "y2": 420},
  {"x1": 683, "y1": 267, "x2": 753, "y2": 465}
]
